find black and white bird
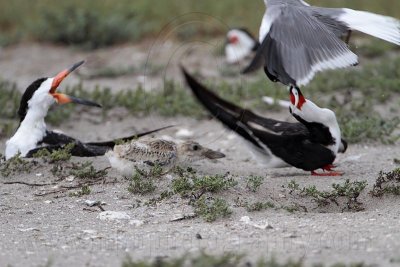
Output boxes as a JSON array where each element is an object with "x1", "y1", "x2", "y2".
[
  {"x1": 182, "y1": 67, "x2": 346, "y2": 176},
  {"x1": 225, "y1": 28, "x2": 260, "y2": 64},
  {"x1": 243, "y1": 0, "x2": 400, "y2": 87},
  {"x1": 5, "y1": 61, "x2": 171, "y2": 160}
]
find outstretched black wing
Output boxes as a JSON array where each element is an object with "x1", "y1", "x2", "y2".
[
  {"x1": 27, "y1": 126, "x2": 174, "y2": 158},
  {"x1": 182, "y1": 67, "x2": 336, "y2": 171}
]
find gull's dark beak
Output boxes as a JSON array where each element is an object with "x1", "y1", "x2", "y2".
[
  {"x1": 50, "y1": 60, "x2": 85, "y2": 93},
  {"x1": 51, "y1": 93, "x2": 102, "y2": 108},
  {"x1": 202, "y1": 149, "x2": 225, "y2": 160}
]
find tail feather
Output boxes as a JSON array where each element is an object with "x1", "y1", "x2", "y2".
[
  {"x1": 181, "y1": 66, "x2": 263, "y2": 150},
  {"x1": 339, "y1": 9, "x2": 400, "y2": 45}
]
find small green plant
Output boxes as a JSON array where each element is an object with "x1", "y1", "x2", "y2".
[
  {"x1": 194, "y1": 196, "x2": 232, "y2": 222},
  {"x1": 33, "y1": 5, "x2": 142, "y2": 49},
  {"x1": 245, "y1": 175, "x2": 264, "y2": 192},
  {"x1": 282, "y1": 204, "x2": 301, "y2": 213},
  {"x1": 33, "y1": 143, "x2": 75, "y2": 163},
  {"x1": 69, "y1": 185, "x2": 91, "y2": 197},
  {"x1": 69, "y1": 161, "x2": 108, "y2": 179},
  {"x1": 246, "y1": 201, "x2": 275, "y2": 212},
  {"x1": 122, "y1": 251, "x2": 244, "y2": 267},
  {"x1": 145, "y1": 190, "x2": 174, "y2": 207},
  {"x1": 127, "y1": 168, "x2": 156, "y2": 195},
  {"x1": 287, "y1": 180, "x2": 368, "y2": 212},
  {"x1": 171, "y1": 167, "x2": 237, "y2": 198},
  {"x1": 0, "y1": 154, "x2": 39, "y2": 177},
  {"x1": 371, "y1": 168, "x2": 400, "y2": 197},
  {"x1": 287, "y1": 180, "x2": 300, "y2": 193}
]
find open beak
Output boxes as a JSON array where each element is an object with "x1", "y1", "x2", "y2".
[
  {"x1": 50, "y1": 60, "x2": 101, "y2": 108},
  {"x1": 51, "y1": 93, "x2": 101, "y2": 107},
  {"x1": 228, "y1": 36, "x2": 239, "y2": 44},
  {"x1": 202, "y1": 149, "x2": 225, "y2": 160},
  {"x1": 50, "y1": 60, "x2": 84, "y2": 93},
  {"x1": 294, "y1": 93, "x2": 299, "y2": 109}
]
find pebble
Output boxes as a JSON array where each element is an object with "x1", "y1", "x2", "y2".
[
  {"x1": 240, "y1": 216, "x2": 273, "y2": 230},
  {"x1": 129, "y1": 219, "x2": 145, "y2": 227},
  {"x1": 97, "y1": 211, "x2": 130, "y2": 221}
]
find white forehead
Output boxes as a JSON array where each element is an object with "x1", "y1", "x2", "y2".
[
  {"x1": 29, "y1": 78, "x2": 54, "y2": 106},
  {"x1": 35, "y1": 78, "x2": 54, "y2": 95}
]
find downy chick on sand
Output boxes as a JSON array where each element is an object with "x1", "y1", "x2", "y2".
[{"x1": 106, "y1": 138, "x2": 225, "y2": 176}]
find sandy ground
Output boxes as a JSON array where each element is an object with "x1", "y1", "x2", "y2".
[{"x1": 0, "y1": 43, "x2": 400, "y2": 267}]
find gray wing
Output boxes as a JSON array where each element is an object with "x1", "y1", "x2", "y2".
[{"x1": 243, "y1": 5, "x2": 358, "y2": 86}]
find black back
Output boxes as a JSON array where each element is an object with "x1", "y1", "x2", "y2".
[
  {"x1": 182, "y1": 68, "x2": 337, "y2": 171},
  {"x1": 18, "y1": 78, "x2": 47, "y2": 122}
]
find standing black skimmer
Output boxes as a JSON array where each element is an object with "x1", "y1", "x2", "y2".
[
  {"x1": 182, "y1": 67, "x2": 346, "y2": 176},
  {"x1": 225, "y1": 28, "x2": 260, "y2": 64},
  {"x1": 106, "y1": 138, "x2": 225, "y2": 176},
  {"x1": 5, "y1": 61, "x2": 172, "y2": 160},
  {"x1": 242, "y1": 0, "x2": 400, "y2": 87}
]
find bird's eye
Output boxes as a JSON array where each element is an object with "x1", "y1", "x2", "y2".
[{"x1": 192, "y1": 145, "x2": 199, "y2": 151}]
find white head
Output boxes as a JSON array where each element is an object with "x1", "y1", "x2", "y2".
[
  {"x1": 289, "y1": 87, "x2": 342, "y2": 154},
  {"x1": 5, "y1": 61, "x2": 101, "y2": 160},
  {"x1": 225, "y1": 28, "x2": 259, "y2": 64},
  {"x1": 176, "y1": 141, "x2": 225, "y2": 164}
]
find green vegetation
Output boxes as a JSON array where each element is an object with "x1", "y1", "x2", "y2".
[
  {"x1": 33, "y1": 143, "x2": 75, "y2": 163},
  {"x1": 370, "y1": 168, "x2": 400, "y2": 197},
  {"x1": 172, "y1": 167, "x2": 237, "y2": 197},
  {"x1": 122, "y1": 252, "x2": 366, "y2": 267},
  {"x1": 194, "y1": 196, "x2": 232, "y2": 222},
  {"x1": 245, "y1": 175, "x2": 264, "y2": 193},
  {"x1": 2, "y1": 0, "x2": 400, "y2": 49},
  {"x1": 69, "y1": 185, "x2": 91, "y2": 197},
  {"x1": 1, "y1": 47, "x2": 399, "y2": 143},
  {"x1": 170, "y1": 168, "x2": 237, "y2": 222},
  {"x1": 123, "y1": 252, "x2": 243, "y2": 267},
  {"x1": 69, "y1": 161, "x2": 108, "y2": 180},
  {"x1": 246, "y1": 201, "x2": 275, "y2": 212},
  {"x1": 127, "y1": 168, "x2": 158, "y2": 195},
  {"x1": 0, "y1": 154, "x2": 40, "y2": 177},
  {"x1": 287, "y1": 179, "x2": 368, "y2": 212},
  {"x1": 127, "y1": 165, "x2": 164, "y2": 195}
]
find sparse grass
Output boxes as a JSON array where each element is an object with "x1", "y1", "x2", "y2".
[
  {"x1": 0, "y1": 154, "x2": 40, "y2": 177},
  {"x1": 33, "y1": 143, "x2": 75, "y2": 163},
  {"x1": 1, "y1": 54, "x2": 399, "y2": 144},
  {"x1": 127, "y1": 166, "x2": 163, "y2": 195},
  {"x1": 246, "y1": 201, "x2": 275, "y2": 212},
  {"x1": 123, "y1": 252, "x2": 243, "y2": 267},
  {"x1": 370, "y1": 168, "x2": 400, "y2": 197},
  {"x1": 172, "y1": 167, "x2": 237, "y2": 198},
  {"x1": 2, "y1": 0, "x2": 400, "y2": 50},
  {"x1": 69, "y1": 185, "x2": 91, "y2": 197},
  {"x1": 245, "y1": 175, "x2": 264, "y2": 193},
  {"x1": 69, "y1": 161, "x2": 108, "y2": 179},
  {"x1": 286, "y1": 179, "x2": 368, "y2": 212},
  {"x1": 122, "y1": 252, "x2": 366, "y2": 267},
  {"x1": 194, "y1": 196, "x2": 232, "y2": 222}
]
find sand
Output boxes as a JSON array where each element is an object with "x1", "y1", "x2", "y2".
[{"x1": 0, "y1": 43, "x2": 400, "y2": 267}]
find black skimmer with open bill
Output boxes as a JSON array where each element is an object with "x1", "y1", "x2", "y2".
[
  {"x1": 225, "y1": 28, "x2": 260, "y2": 64},
  {"x1": 242, "y1": 0, "x2": 400, "y2": 87},
  {"x1": 182, "y1": 67, "x2": 346, "y2": 176},
  {"x1": 5, "y1": 61, "x2": 172, "y2": 160}
]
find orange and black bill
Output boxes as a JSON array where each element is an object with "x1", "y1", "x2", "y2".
[
  {"x1": 50, "y1": 60, "x2": 85, "y2": 93},
  {"x1": 50, "y1": 60, "x2": 101, "y2": 108},
  {"x1": 52, "y1": 93, "x2": 101, "y2": 108}
]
